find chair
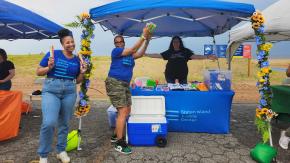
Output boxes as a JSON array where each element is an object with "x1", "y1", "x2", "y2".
[{"x1": 27, "y1": 77, "x2": 44, "y2": 112}]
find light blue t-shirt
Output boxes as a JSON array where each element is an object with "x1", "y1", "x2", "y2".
[
  {"x1": 39, "y1": 50, "x2": 80, "y2": 80},
  {"x1": 108, "y1": 47, "x2": 135, "y2": 83}
]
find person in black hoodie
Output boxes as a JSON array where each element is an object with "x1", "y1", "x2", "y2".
[{"x1": 145, "y1": 36, "x2": 216, "y2": 84}]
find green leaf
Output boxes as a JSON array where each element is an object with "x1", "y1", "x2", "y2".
[
  {"x1": 255, "y1": 118, "x2": 270, "y2": 143},
  {"x1": 65, "y1": 22, "x2": 81, "y2": 28}
]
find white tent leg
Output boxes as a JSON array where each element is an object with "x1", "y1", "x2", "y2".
[
  {"x1": 77, "y1": 117, "x2": 82, "y2": 150},
  {"x1": 269, "y1": 122, "x2": 273, "y2": 147}
]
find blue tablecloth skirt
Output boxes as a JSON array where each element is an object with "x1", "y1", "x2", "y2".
[{"x1": 131, "y1": 89, "x2": 235, "y2": 134}]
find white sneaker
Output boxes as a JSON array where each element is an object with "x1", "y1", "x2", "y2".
[
  {"x1": 279, "y1": 130, "x2": 290, "y2": 149},
  {"x1": 56, "y1": 151, "x2": 70, "y2": 163},
  {"x1": 39, "y1": 157, "x2": 48, "y2": 163}
]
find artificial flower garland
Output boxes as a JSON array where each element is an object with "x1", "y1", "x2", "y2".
[
  {"x1": 251, "y1": 11, "x2": 277, "y2": 143},
  {"x1": 67, "y1": 12, "x2": 95, "y2": 117}
]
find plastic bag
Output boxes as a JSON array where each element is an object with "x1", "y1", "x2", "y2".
[{"x1": 66, "y1": 130, "x2": 81, "y2": 152}]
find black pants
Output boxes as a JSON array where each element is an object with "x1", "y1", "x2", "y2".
[{"x1": 0, "y1": 80, "x2": 12, "y2": 90}]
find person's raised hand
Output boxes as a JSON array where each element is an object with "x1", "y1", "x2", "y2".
[
  {"x1": 142, "y1": 26, "x2": 150, "y2": 39},
  {"x1": 80, "y1": 62, "x2": 87, "y2": 74},
  {"x1": 48, "y1": 57, "x2": 54, "y2": 70}
]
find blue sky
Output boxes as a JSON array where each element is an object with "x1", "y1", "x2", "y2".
[{"x1": 1, "y1": 0, "x2": 288, "y2": 58}]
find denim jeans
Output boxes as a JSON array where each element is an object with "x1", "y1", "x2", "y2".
[{"x1": 38, "y1": 78, "x2": 77, "y2": 158}]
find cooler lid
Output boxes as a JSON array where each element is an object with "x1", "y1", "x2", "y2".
[
  {"x1": 131, "y1": 96, "x2": 165, "y2": 116},
  {"x1": 128, "y1": 116, "x2": 167, "y2": 123}
]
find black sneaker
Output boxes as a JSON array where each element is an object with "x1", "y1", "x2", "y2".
[
  {"x1": 110, "y1": 134, "x2": 118, "y2": 143},
  {"x1": 114, "y1": 139, "x2": 132, "y2": 154}
]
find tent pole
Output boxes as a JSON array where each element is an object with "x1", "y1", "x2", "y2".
[
  {"x1": 228, "y1": 31, "x2": 232, "y2": 70},
  {"x1": 213, "y1": 36, "x2": 220, "y2": 70},
  {"x1": 228, "y1": 45, "x2": 231, "y2": 70},
  {"x1": 77, "y1": 117, "x2": 82, "y2": 150}
]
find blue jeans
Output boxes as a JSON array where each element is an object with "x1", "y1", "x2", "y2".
[{"x1": 38, "y1": 78, "x2": 77, "y2": 158}]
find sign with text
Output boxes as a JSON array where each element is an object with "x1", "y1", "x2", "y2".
[
  {"x1": 243, "y1": 44, "x2": 252, "y2": 58},
  {"x1": 204, "y1": 44, "x2": 213, "y2": 55},
  {"x1": 216, "y1": 45, "x2": 227, "y2": 58},
  {"x1": 204, "y1": 44, "x2": 227, "y2": 58},
  {"x1": 234, "y1": 45, "x2": 243, "y2": 58}
]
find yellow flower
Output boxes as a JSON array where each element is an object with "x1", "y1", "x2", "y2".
[
  {"x1": 257, "y1": 71, "x2": 265, "y2": 77},
  {"x1": 81, "y1": 12, "x2": 90, "y2": 19},
  {"x1": 81, "y1": 39, "x2": 90, "y2": 47},
  {"x1": 252, "y1": 22, "x2": 260, "y2": 29},
  {"x1": 259, "y1": 78, "x2": 265, "y2": 83},
  {"x1": 75, "y1": 104, "x2": 91, "y2": 117},
  {"x1": 258, "y1": 16, "x2": 265, "y2": 24},
  {"x1": 261, "y1": 108, "x2": 268, "y2": 113},
  {"x1": 84, "y1": 74, "x2": 90, "y2": 79},
  {"x1": 261, "y1": 67, "x2": 270, "y2": 74},
  {"x1": 79, "y1": 50, "x2": 92, "y2": 56},
  {"x1": 260, "y1": 43, "x2": 273, "y2": 51},
  {"x1": 251, "y1": 15, "x2": 260, "y2": 22}
]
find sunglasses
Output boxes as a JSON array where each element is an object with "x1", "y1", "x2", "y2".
[{"x1": 114, "y1": 41, "x2": 124, "y2": 44}]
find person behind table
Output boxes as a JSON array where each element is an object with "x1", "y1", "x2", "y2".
[
  {"x1": 105, "y1": 26, "x2": 151, "y2": 154},
  {"x1": 279, "y1": 64, "x2": 290, "y2": 150},
  {"x1": 0, "y1": 48, "x2": 15, "y2": 90},
  {"x1": 36, "y1": 28, "x2": 87, "y2": 163},
  {"x1": 145, "y1": 36, "x2": 217, "y2": 84}
]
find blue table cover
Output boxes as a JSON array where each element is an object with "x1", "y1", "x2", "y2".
[{"x1": 131, "y1": 89, "x2": 235, "y2": 134}]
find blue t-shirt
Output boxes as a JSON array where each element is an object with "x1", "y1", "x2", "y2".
[
  {"x1": 39, "y1": 50, "x2": 80, "y2": 80},
  {"x1": 108, "y1": 47, "x2": 135, "y2": 83}
]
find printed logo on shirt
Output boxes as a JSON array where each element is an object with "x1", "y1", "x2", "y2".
[
  {"x1": 122, "y1": 56, "x2": 133, "y2": 66},
  {"x1": 170, "y1": 52, "x2": 186, "y2": 59},
  {"x1": 54, "y1": 58, "x2": 78, "y2": 79}
]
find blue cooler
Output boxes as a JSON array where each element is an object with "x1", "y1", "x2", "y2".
[{"x1": 127, "y1": 96, "x2": 168, "y2": 147}]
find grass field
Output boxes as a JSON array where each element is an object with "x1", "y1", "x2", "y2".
[{"x1": 8, "y1": 54, "x2": 290, "y2": 103}]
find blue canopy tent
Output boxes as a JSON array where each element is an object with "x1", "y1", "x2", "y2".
[
  {"x1": 89, "y1": 0, "x2": 255, "y2": 37},
  {"x1": 0, "y1": 0, "x2": 62, "y2": 40}
]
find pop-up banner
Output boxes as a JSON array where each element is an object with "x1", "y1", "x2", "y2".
[{"x1": 243, "y1": 44, "x2": 252, "y2": 58}]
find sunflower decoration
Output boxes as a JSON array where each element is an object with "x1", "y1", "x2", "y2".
[
  {"x1": 252, "y1": 22, "x2": 260, "y2": 30},
  {"x1": 66, "y1": 12, "x2": 95, "y2": 117},
  {"x1": 250, "y1": 10, "x2": 277, "y2": 143},
  {"x1": 251, "y1": 11, "x2": 265, "y2": 30}
]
